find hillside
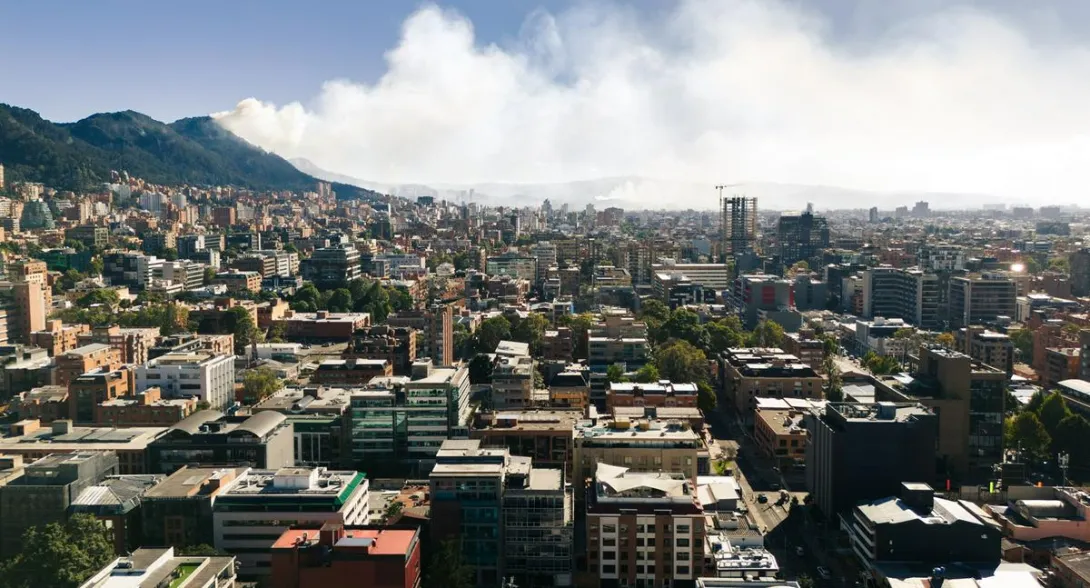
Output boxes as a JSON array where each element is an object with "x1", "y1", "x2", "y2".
[{"x1": 0, "y1": 104, "x2": 378, "y2": 198}]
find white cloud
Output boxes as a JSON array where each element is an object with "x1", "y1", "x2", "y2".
[{"x1": 214, "y1": 0, "x2": 1090, "y2": 204}]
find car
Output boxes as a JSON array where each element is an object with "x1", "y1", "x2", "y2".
[
  {"x1": 757, "y1": 494, "x2": 769, "y2": 504},
  {"x1": 795, "y1": 546, "x2": 805, "y2": 557},
  {"x1": 817, "y1": 567, "x2": 832, "y2": 580}
]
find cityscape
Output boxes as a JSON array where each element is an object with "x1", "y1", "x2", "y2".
[{"x1": 3, "y1": 2, "x2": 1090, "y2": 588}]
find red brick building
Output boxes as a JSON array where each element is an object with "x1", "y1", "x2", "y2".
[{"x1": 270, "y1": 523, "x2": 421, "y2": 588}]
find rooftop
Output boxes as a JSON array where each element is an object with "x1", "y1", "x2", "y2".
[
  {"x1": 575, "y1": 418, "x2": 702, "y2": 442},
  {"x1": 857, "y1": 495, "x2": 989, "y2": 527},
  {"x1": 595, "y1": 462, "x2": 694, "y2": 501},
  {"x1": 0, "y1": 425, "x2": 166, "y2": 450},
  {"x1": 272, "y1": 527, "x2": 417, "y2": 556},
  {"x1": 144, "y1": 466, "x2": 248, "y2": 499},
  {"x1": 219, "y1": 467, "x2": 365, "y2": 499}
]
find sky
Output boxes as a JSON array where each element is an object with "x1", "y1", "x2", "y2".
[{"x1": 5, "y1": 1, "x2": 1090, "y2": 201}]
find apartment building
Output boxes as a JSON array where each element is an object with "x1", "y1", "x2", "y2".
[
  {"x1": 386, "y1": 303, "x2": 455, "y2": 366},
  {"x1": 486, "y1": 252, "x2": 538, "y2": 281},
  {"x1": 471, "y1": 409, "x2": 581, "y2": 474},
  {"x1": 30, "y1": 320, "x2": 90, "y2": 357},
  {"x1": 718, "y1": 348, "x2": 823, "y2": 417},
  {"x1": 300, "y1": 246, "x2": 361, "y2": 288},
  {"x1": 587, "y1": 463, "x2": 705, "y2": 587},
  {"x1": 213, "y1": 467, "x2": 369, "y2": 577},
  {"x1": 135, "y1": 352, "x2": 235, "y2": 409},
  {"x1": 607, "y1": 381, "x2": 698, "y2": 410},
  {"x1": 312, "y1": 359, "x2": 394, "y2": 385},
  {"x1": 492, "y1": 352, "x2": 536, "y2": 409},
  {"x1": 345, "y1": 325, "x2": 417, "y2": 374},
  {"x1": 861, "y1": 266, "x2": 941, "y2": 330},
  {"x1": 77, "y1": 325, "x2": 160, "y2": 365},
  {"x1": 573, "y1": 417, "x2": 707, "y2": 486},
  {"x1": 727, "y1": 274, "x2": 800, "y2": 330},
  {"x1": 69, "y1": 367, "x2": 134, "y2": 423},
  {"x1": 95, "y1": 387, "x2": 198, "y2": 428},
  {"x1": 54, "y1": 343, "x2": 122, "y2": 387},
  {"x1": 274, "y1": 310, "x2": 372, "y2": 341},
  {"x1": 753, "y1": 407, "x2": 808, "y2": 468},
  {"x1": 1045, "y1": 347, "x2": 1082, "y2": 389},
  {"x1": 161, "y1": 259, "x2": 208, "y2": 290},
  {"x1": 269, "y1": 524, "x2": 421, "y2": 588},
  {"x1": 213, "y1": 269, "x2": 262, "y2": 293},
  {"x1": 955, "y1": 327, "x2": 1015, "y2": 375},
  {"x1": 949, "y1": 273, "x2": 1018, "y2": 328}
]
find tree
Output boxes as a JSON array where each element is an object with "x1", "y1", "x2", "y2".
[
  {"x1": 663, "y1": 308, "x2": 708, "y2": 349},
  {"x1": 798, "y1": 575, "x2": 815, "y2": 588},
  {"x1": 0, "y1": 513, "x2": 114, "y2": 588},
  {"x1": 348, "y1": 278, "x2": 369, "y2": 305},
  {"x1": 226, "y1": 306, "x2": 258, "y2": 355},
  {"x1": 202, "y1": 266, "x2": 217, "y2": 286},
  {"x1": 533, "y1": 368, "x2": 546, "y2": 389},
  {"x1": 423, "y1": 540, "x2": 473, "y2": 588},
  {"x1": 161, "y1": 247, "x2": 178, "y2": 261},
  {"x1": 511, "y1": 313, "x2": 549, "y2": 355},
  {"x1": 327, "y1": 288, "x2": 353, "y2": 312},
  {"x1": 606, "y1": 363, "x2": 626, "y2": 384},
  {"x1": 824, "y1": 357, "x2": 844, "y2": 402},
  {"x1": 655, "y1": 340, "x2": 710, "y2": 384},
  {"x1": 935, "y1": 332, "x2": 956, "y2": 348},
  {"x1": 383, "y1": 500, "x2": 404, "y2": 524},
  {"x1": 267, "y1": 321, "x2": 286, "y2": 343},
  {"x1": 292, "y1": 282, "x2": 322, "y2": 312},
  {"x1": 474, "y1": 316, "x2": 511, "y2": 353},
  {"x1": 862, "y1": 351, "x2": 900, "y2": 375},
  {"x1": 387, "y1": 286, "x2": 414, "y2": 312},
  {"x1": 697, "y1": 381, "x2": 717, "y2": 412},
  {"x1": 1038, "y1": 391, "x2": 1072, "y2": 432},
  {"x1": 89, "y1": 257, "x2": 104, "y2": 276},
  {"x1": 1010, "y1": 328, "x2": 1033, "y2": 360},
  {"x1": 893, "y1": 328, "x2": 915, "y2": 340},
  {"x1": 365, "y1": 282, "x2": 392, "y2": 322},
  {"x1": 77, "y1": 288, "x2": 120, "y2": 308},
  {"x1": 633, "y1": 363, "x2": 661, "y2": 383},
  {"x1": 640, "y1": 299, "x2": 670, "y2": 324},
  {"x1": 178, "y1": 544, "x2": 225, "y2": 556},
  {"x1": 1006, "y1": 412, "x2": 1051, "y2": 459},
  {"x1": 1052, "y1": 414, "x2": 1090, "y2": 466},
  {"x1": 706, "y1": 318, "x2": 744, "y2": 354},
  {"x1": 242, "y1": 367, "x2": 282, "y2": 403},
  {"x1": 562, "y1": 313, "x2": 595, "y2": 359},
  {"x1": 1049, "y1": 257, "x2": 1070, "y2": 272},
  {"x1": 746, "y1": 320, "x2": 785, "y2": 348},
  {"x1": 468, "y1": 354, "x2": 494, "y2": 385}
]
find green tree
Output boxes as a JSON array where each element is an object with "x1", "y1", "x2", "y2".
[
  {"x1": 387, "y1": 286, "x2": 414, "y2": 312},
  {"x1": 327, "y1": 288, "x2": 353, "y2": 312},
  {"x1": 633, "y1": 363, "x2": 661, "y2": 383},
  {"x1": 640, "y1": 299, "x2": 670, "y2": 324},
  {"x1": 559, "y1": 313, "x2": 594, "y2": 359},
  {"x1": 1010, "y1": 328, "x2": 1033, "y2": 360},
  {"x1": 606, "y1": 363, "x2": 626, "y2": 383},
  {"x1": 89, "y1": 257, "x2": 104, "y2": 276},
  {"x1": 1049, "y1": 257, "x2": 1070, "y2": 272},
  {"x1": 202, "y1": 266, "x2": 217, "y2": 286},
  {"x1": 0, "y1": 513, "x2": 114, "y2": 588},
  {"x1": 511, "y1": 313, "x2": 549, "y2": 355},
  {"x1": 177, "y1": 544, "x2": 225, "y2": 556},
  {"x1": 697, "y1": 381, "x2": 717, "y2": 412},
  {"x1": 77, "y1": 288, "x2": 120, "y2": 308},
  {"x1": 746, "y1": 320, "x2": 786, "y2": 348},
  {"x1": 474, "y1": 316, "x2": 512, "y2": 353},
  {"x1": 348, "y1": 278, "x2": 369, "y2": 305},
  {"x1": 706, "y1": 318, "x2": 744, "y2": 354},
  {"x1": 533, "y1": 368, "x2": 546, "y2": 389},
  {"x1": 468, "y1": 354, "x2": 494, "y2": 385},
  {"x1": 292, "y1": 282, "x2": 321, "y2": 312},
  {"x1": 1005, "y1": 412, "x2": 1051, "y2": 459},
  {"x1": 824, "y1": 356, "x2": 844, "y2": 402},
  {"x1": 267, "y1": 321, "x2": 286, "y2": 343},
  {"x1": 935, "y1": 332, "x2": 956, "y2": 348},
  {"x1": 893, "y1": 328, "x2": 915, "y2": 340},
  {"x1": 423, "y1": 540, "x2": 473, "y2": 588},
  {"x1": 1052, "y1": 414, "x2": 1090, "y2": 467},
  {"x1": 242, "y1": 367, "x2": 282, "y2": 403},
  {"x1": 655, "y1": 339, "x2": 710, "y2": 384},
  {"x1": 862, "y1": 351, "x2": 900, "y2": 375},
  {"x1": 663, "y1": 308, "x2": 708, "y2": 349},
  {"x1": 161, "y1": 247, "x2": 178, "y2": 261},
  {"x1": 226, "y1": 306, "x2": 258, "y2": 355},
  {"x1": 365, "y1": 282, "x2": 392, "y2": 322},
  {"x1": 1038, "y1": 391, "x2": 1072, "y2": 432}
]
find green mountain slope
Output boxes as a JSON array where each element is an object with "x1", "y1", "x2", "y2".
[{"x1": 0, "y1": 104, "x2": 377, "y2": 198}]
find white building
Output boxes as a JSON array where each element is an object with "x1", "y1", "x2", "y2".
[
  {"x1": 136, "y1": 352, "x2": 235, "y2": 409},
  {"x1": 161, "y1": 259, "x2": 208, "y2": 290},
  {"x1": 212, "y1": 467, "x2": 369, "y2": 576}
]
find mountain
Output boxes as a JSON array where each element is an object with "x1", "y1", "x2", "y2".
[{"x1": 0, "y1": 104, "x2": 378, "y2": 198}]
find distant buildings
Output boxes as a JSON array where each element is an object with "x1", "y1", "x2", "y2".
[
  {"x1": 721, "y1": 196, "x2": 757, "y2": 257},
  {"x1": 300, "y1": 245, "x2": 361, "y2": 288},
  {"x1": 861, "y1": 267, "x2": 941, "y2": 330},
  {"x1": 146, "y1": 411, "x2": 294, "y2": 474},
  {"x1": 948, "y1": 273, "x2": 1017, "y2": 328},
  {"x1": 136, "y1": 351, "x2": 235, "y2": 409},
  {"x1": 718, "y1": 348, "x2": 823, "y2": 417}
]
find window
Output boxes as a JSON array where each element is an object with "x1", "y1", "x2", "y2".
[
  {"x1": 676, "y1": 524, "x2": 690, "y2": 533},
  {"x1": 624, "y1": 456, "x2": 633, "y2": 465},
  {"x1": 636, "y1": 566, "x2": 645, "y2": 574},
  {"x1": 604, "y1": 538, "x2": 617, "y2": 547},
  {"x1": 677, "y1": 566, "x2": 690, "y2": 575},
  {"x1": 647, "y1": 537, "x2": 655, "y2": 547},
  {"x1": 676, "y1": 538, "x2": 689, "y2": 547},
  {"x1": 676, "y1": 551, "x2": 688, "y2": 561},
  {"x1": 603, "y1": 551, "x2": 617, "y2": 560},
  {"x1": 604, "y1": 524, "x2": 617, "y2": 534},
  {"x1": 603, "y1": 565, "x2": 616, "y2": 574}
]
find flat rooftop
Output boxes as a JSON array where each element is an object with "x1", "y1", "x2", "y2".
[
  {"x1": 145, "y1": 466, "x2": 248, "y2": 499},
  {"x1": 273, "y1": 527, "x2": 416, "y2": 556},
  {"x1": 220, "y1": 467, "x2": 364, "y2": 498},
  {"x1": 0, "y1": 426, "x2": 166, "y2": 450}
]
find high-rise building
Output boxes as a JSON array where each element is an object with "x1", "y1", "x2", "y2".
[
  {"x1": 136, "y1": 352, "x2": 235, "y2": 409},
  {"x1": 587, "y1": 463, "x2": 706, "y2": 586},
  {"x1": 861, "y1": 267, "x2": 941, "y2": 330},
  {"x1": 776, "y1": 210, "x2": 830, "y2": 268},
  {"x1": 1070, "y1": 248, "x2": 1090, "y2": 297},
  {"x1": 955, "y1": 327, "x2": 1014, "y2": 375},
  {"x1": 868, "y1": 207, "x2": 879, "y2": 223},
  {"x1": 948, "y1": 274, "x2": 1017, "y2": 328},
  {"x1": 429, "y1": 439, "x2": 573, "y2": 587},
  {"x1": 805, "y1": 402, "x2": 937, "y2": 516},
  {"x1": 300, "y1": 246, "x2": 361, "y2": 289},
  {"x1": 720, "y1": 196, "x2": 757, "y2": 256},
  {"x1": 10, "y1": 280, "x2": 47, "y2": 343},
  {"x1": 386, "y1": 303, "x2": 454, "y2": 366}
]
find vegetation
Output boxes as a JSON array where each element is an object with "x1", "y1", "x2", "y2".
[
  {"x1": 606, "y1": 363, "x2": 627, "y2": 384},
  {"x1": 862, "y1": 351, "x2": 901, "y2": 375},
  {"x1": 241, "y1": 367, "x2": 282, "y2": 403},
  {"x1": 1006, "y1": 391, "x2": 1090, "y2": 474},
  {"x1": 468, "y1": 354, "x2": 494, "y2": 385},
  {"x1": 0, "y1": 513, "x2": 114, "y2": 588},
  {"x1": 423, "y1": 540, "x2": 473, "y2": 588},
  {"x1": 0, "y1": 104, "x2": 379, "y2": 196}
]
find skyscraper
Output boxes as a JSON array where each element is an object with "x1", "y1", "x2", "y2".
[
  {"x1": 720, "y1": 195, "x2": 757, "y2": 256},
  {"x1": 777, "y1": 210, "x2": 830, "y2": 268}
]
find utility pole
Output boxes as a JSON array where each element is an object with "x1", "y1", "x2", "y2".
[{"x1": 1059, "y1": 452, "x2": 1070, "y2": 486}]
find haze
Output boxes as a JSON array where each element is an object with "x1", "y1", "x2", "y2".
[{"x1": 214, "y1": 0, "x2": 1090, "y2": 204}]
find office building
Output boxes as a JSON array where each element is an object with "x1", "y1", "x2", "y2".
[
  {"x1": 861, "y1": 267, "x2": 941, "y2": 330},
  {"x1": 213, "y1": 269, "x2": 262, "y2": 293},
  {"x1": 213, "y1": 467, "x2": 369, "y2": 576},
  {"x1": 0, "y1": 420, "x2": 163, "y2": 474},
  {"x1": 312, "y1": 359, "x2": 394, "y2": 385},
  {"x1": 776, "y1": 210, "x2": 830, "y2": 268},
  {"x1": 1070, "y1": 248, "x2": 1090, "y2": 297},
  {"x1": 587, "y1": 463, "x2": 705, "y2": 586},
  {"x1": 348, "y1": 363, "x2": 472, "y2": 466},
  {"x1": 78, "y1": 324, "x2": 160, "y2": 365},
  {"x1": 0, "y1": 451, "x2": 119, "y2": 557},
  {"x1": 948, "y1": 274, "x2": 1017, "y2": 328},
  {"x1": 274, "y1": 310, "x2": 372, "y2": 341},
  {"x1": 345, "y1": 326, "x2": 417, "y2": 374},
  {"x1": 652, "y1": 262, "x2": 732, "y2": 300},
  {"x1": 492, "y1": 352, "x2": 535, "y2": 409},
  {"x1": 873, "y1": 346, "x2": 1006, "y2": 480},
  {"x1": 847, "y1": 483, "x2": 1000, "y2": 572},
  {"x1": 10, "y1": 280, "x2": 47, "y2": 344},
  {"x1": 102, "y1": 251, "x2": 163, "y2": 289},
  {"x1": 141, "y1": 466, "x2": 248, "y2": 548},
  {"x1": 718, "y1": 348, "x2": 823, "y2": 417},
  {"x1": 269, "y1": 524, "x2": 422, "y2": 588},
  {"x1": 753, "y1": 407, "x2": 808, "y2": 468},
  {"x1": 136, "y1": 352, "x2": 235, "y2": 409},
  {"x1": 69, "y1": 366, "x2": 134, "y2": 423},
  {"x1": 805, "y1": 402, "x2": 937, "y2": 516},
  {"x1": 300, "y1": 246, "x2": 361, "y2": 288},
  {"x1": 68, "y1": 474, "x2": 164, "y2": 554},
  {"x1": 721, "y1": 196, "x2": 757, "y2": 256},
  {"x1": 55, "y1": 343, "x2": 122, "y2": 387},
  {"x1": 430, "y1": 439, "x2": 573, "y2": 587},
  {"x1": 29, "y1": 319, "x2": 90, "y2": 357},
  {"x1": 531, "y1": 242, "x2": 558, "y2": 287},
  {"x1": 77, "y1": 547, "x2": 237, "y2": 588},
  {"x1": 146, "y1": 410, "x2": 294, "y2": 474},
  {"x1": 471, "y1": 409, "x2": 581, "y2": 474},
  {"x1": 727, "y1": 274, "x2": 802, "y2": 330},
  {"x1": 486, "y1": 252, "x2": 538, "y2": 281}
]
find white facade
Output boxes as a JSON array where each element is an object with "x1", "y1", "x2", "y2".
[{"x1": 136, "y1": 352, "x2": 235, "y2": 409}]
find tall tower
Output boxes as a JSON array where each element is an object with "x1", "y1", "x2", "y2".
[{"x1": 720, "y1": 195, "x2": 757, "y2": 256}]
